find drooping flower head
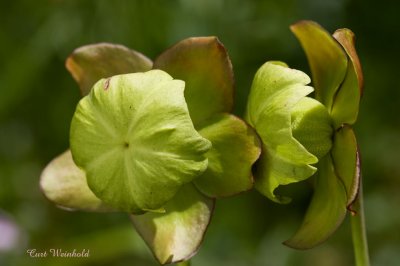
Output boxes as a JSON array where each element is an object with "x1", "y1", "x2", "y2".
[{"x1": 245, "y1": 20, "x2": 363, "y2": 248}]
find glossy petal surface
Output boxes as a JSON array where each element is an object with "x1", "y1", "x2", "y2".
[
  {"x1": 70, "y1": 70, "x2": 211, "y2": 213},
  {"x1": 284, "y1": 155, "x2": 347, "y2": 249},
  {"x1": 290, "y1": 21, "x2": 348, "y2": 110},
  {"x1": 40, "y1": 150, "x2": 112, "y2": 211},
  {"x1": 194, "y1": 114, "x2": 261, "y2": 198},
  {"x1": 66, "y1": 43, "x2": 152, "y2": 96},
  {"x1": 153, "y1": 37, "x2": 234, "y2": 126},
  {"x1": 131, "y1": 184, "x2": 214, "y2": 265},
  {"x1": 245, "y1": 61, "x2": 318, "y2": 203}
]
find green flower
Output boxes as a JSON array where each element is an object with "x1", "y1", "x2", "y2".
[
  {"x1": 41, "y1": 38, "x2": 260, "y2": 264},
  {"x1": 245, "y1": 21, "x2": 363, "y2": 248},
  {"x1": 70, "y1": 70, "x2": 212, "y2": 213}
]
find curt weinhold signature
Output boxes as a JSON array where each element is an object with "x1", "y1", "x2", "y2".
[{"x1": 26, "y1": 249, "x2": 90, "y2": 258}]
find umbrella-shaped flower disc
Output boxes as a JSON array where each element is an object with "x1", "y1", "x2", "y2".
[{"x1": 70, "y1": 70, "x2": 211, "y2": 213}]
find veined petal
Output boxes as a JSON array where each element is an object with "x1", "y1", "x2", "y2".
[{"x1": 70, "y1": 70, "x2": 211, "y2": 213}]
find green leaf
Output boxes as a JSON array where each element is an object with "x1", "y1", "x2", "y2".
[
  {"x1": 193, "y1": 114, "x2": 261, "y2": 198},
  {"x1": 131, "y1": 184, "x2": 214, "y2": 265},
  {"x1": 66, "y1": 43, "x2": 152, "y2": 96},
  {"x1": 290, "y1": 20, "x2": 348, "y2": 110},
  {"x1": 40, "y1": 150, "x2": 113, "y2": 212},
  {"x1": 245, "y1": 61, "x2": 319, "y2": 203},
  {"x1": 332, "y1": 126, "x2": 360, "y2": 206},
  {"x1": 331, "y1": 29, "x2": 363, "y2": 127},
  {"x1": 153, "y1": 37, "x2": 234, "y2": 127},
  {"x1": 284, "y1": 155, "x2": 347, "y2": 249},
  {"x1": 70, "y1": 70, "x2": 211, "y2": 213}
]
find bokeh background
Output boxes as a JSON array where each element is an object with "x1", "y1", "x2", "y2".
[{"x1": 1, "y1": 0, "x2": 399, "y2": 265}]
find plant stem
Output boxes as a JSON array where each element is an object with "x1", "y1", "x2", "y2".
[
  {"x1": 351, "y1": 179, "x2": 370, "y2": 266},
  {"x1": 176, "y1": 260, "x2": 191, "y2": 266}
]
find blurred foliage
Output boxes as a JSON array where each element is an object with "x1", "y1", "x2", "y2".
[{"x1": 0, "y1": 0, "x2": 399, "y2": 265}]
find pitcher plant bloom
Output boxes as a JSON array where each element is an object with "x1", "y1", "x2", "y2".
[
  {"x1": 40, "y1": 37, "x2": 260, "y2": 264},
  {"x1": 245, "y1": 20, "x2": 365, "y2": 250},
  {"x1": 40, "y1": 20, "x2": 368, "y2": 266}
]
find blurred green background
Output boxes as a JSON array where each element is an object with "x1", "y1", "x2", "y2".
[{"x1": 1, "y1": 0, "x2": 399, "y2": 265}]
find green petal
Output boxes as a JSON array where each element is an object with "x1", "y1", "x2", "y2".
[
  {"x1": 245, "y1": 61, "x2": 318, "y2": 203},
  {"x1": 40, "y1": 150, "x2": 113, "y2": 212},
  {"x1": 153, "y1": 37, "x2": 234, "y2": 127},
  {"x1": 333, "y1": 29, "x2": 364, "y2": 94},
  {"x1": 131, "y1": 184, "x2": 214, "y2": 265},
  {"x1": 66, "y1": 43, "x2": 152, "y2": 96},
  {"x1": 332, "y1": 126, "x2": 360, "y2": 206},
  {"x1": 70, "y1": 70, "x2": 211, "y2": 213},
  {"x1": 290, "y1": 20, "x2": 348, "y2": 110},
  {"x1": 331, "y1": 29, "x2": 363, "y2": 127},
  {"x1": 284, "y1": 155, "x2": 347, "y2": 249},
  {"x1": 291, "y1": 97, "x2": 333, "y2": 159},
  {"x1": 194, "y1": 114, "x2": 261, "y2": 198}
]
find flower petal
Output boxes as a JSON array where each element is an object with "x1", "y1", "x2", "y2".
[
  {"x1": 131, "y1": 184, "x2": 214, "y2": 265},
  {"x1": 284, "y1": 155, "x2": 347, "y2": 249},
  {"x1": 70, "y1": 70, "x2": 211, "y2": 213},
  {"x1": 290, "y1": 21, "x2": 348, "y2": 110},
  {"x1": 194, "y1": 114, "x2": 261, "y2": 198},
  {"x1": 66, "y1": 43, "x2": 152, "y2": 96},
  {"x1": 153, "y1": 37, "x2": 234, "y2": 126},
  {"x1": 40, "y1": 150, "x2": 113, "y2": 212},
  {"x1": 331, "y1": 29, "x2": 363, "y2": 127},
  {"x1": 245, "y1": 61, "x2": 318, "y2": 204},
  {"x1": 333, "y1": 29, "x2": 364, "y2": 94},
  {"x1": 332, "y1": 125, "x2": 361, "y2": 206}
]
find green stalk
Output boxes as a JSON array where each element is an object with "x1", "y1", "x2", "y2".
[
  {"x1": 351, "y1": 180, "x2": 370, "y2": 266},
  {"x1": 176, "y1": 260, "x2": 191, "y2": 266}
]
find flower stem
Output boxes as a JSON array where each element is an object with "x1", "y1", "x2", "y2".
[
  {"x1": 351, "y1": 180, "x2": 370, "y2": 266},
  {"x1": 176, "y1": 260, "x2": 191, "y2": 266}
]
